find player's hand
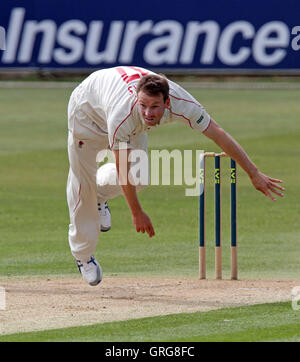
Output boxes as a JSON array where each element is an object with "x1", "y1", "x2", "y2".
[
  {"x1": 250, "y1": 171, "x2": 285, "y2": 201},
  {"x1": 132, "y1": 210, "x2": 155, "y2": 238}
]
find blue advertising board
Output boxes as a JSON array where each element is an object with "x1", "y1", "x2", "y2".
[{"x1": 0, "y1": 0, "x2": 299, "y2": 72}]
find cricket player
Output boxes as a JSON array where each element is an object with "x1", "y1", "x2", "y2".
[{"x1": 67, "y1": 66, "x2": 284, "y2": 286}]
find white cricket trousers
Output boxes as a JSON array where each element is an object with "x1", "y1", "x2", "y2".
[{"x1": 67, "y1": 92, "x2": 148, "y2": 262}]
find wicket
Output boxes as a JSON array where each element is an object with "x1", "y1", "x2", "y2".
[{"x1": 199, "y1": 152, "x2": 238, "y2": 280}]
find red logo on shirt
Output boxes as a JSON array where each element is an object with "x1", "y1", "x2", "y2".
[{"x1": 78, "y1": 141, "x2": 84, "y2": 148}]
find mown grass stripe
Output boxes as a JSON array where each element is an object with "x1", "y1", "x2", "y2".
[{"x1": 0, "y1": 302, "x2": 299, "y2": 342}]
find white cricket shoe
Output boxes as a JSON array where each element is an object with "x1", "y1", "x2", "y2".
[
  {"x1": 98, "y1": 201, "x2": 111, "y2": 232},
  {"x1": 76, "y1": 256, "x2": 102, "y2": 286}
]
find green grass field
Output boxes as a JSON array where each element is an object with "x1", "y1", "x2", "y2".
[
  {"x1": 1, "y1": 302, "x2": 300, "y2": 342},
  {"x1": 0, "y1": 83, "x2": 300, "y2": 342}
]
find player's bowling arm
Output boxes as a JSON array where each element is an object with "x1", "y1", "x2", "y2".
[{"x1": 113, "y1": 149, "x2": 155, "y2": 236}]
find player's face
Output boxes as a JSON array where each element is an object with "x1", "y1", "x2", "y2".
[{"x1": 137, "y1": 91, "x2": 170, "y2": 126}]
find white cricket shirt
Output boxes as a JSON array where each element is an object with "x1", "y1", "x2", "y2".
[{"x1": 72, "y1": 66, "x2": 211, "y2": 150}]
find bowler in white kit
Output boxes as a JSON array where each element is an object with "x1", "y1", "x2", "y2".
[{"x1": 67, "y1": 66, "x2": 284, "y2": 286}]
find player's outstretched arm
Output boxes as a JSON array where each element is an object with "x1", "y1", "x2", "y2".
[
  {"x1": 113, "y1": 149, "x2": 155, "y2": 237},
  {"x1": 202, "y1": 118, "x2": 285, "y2": 201}
]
